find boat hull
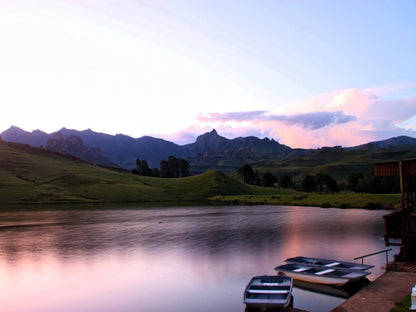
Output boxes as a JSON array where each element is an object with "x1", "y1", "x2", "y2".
[
  {"x1": 274, "y1": 263, "x2": 370, "y2": 286},
  {"x1": 277, "y1": 270, "x2": 350, "y2": 286}
]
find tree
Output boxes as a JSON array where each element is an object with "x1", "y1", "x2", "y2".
[
  {"x1": 160, "y1": 156, "x2": 190, "y2": 178},
  {"x1": 135, "y1": 159, "x2": 142, "y2": 175},
  {"x1": 160, "y1": 159, "x2": 171, "y2": 178},
  {"x1": 152, "y1": 168, "x2": 160, "y2": 177},
  {"x1": 301, "y1": 175, "x2": 316, "y2": 192},
  {"x1": 347, "y1": 173, "x2": 364, "y2": 191},
  {"x1": 262, "y1": 172, "x2": 277, "y2": 187},
  {"x1": 140, "y1": 160, "x2": 152, "y2": 176},
  {"x1": 316, "y1": 173, "x2": 339, "y2": 194},
  {"x1": 278, "y1": 175, "x2": 293, "y2": 189},
  {"x1": 178, "y1": 158, "x2": 190, "y2": 177},
  {"x1": 238, "y1": 164, "x2": 256, "y2": 184},
  {"x1": 325, "y1": 176, "x2": 339, "y2": 193},
  {"x1": 134, "y1": 159, "x2": 153, "y2": 176},
  {"x1": 316, "y1": 173, "x2": 325, "y2": 194}
]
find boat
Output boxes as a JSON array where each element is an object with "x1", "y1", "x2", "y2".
[
  {"x1": 274, "y1": 263, "x2": 370, "y2": 286},
  {"x1": 244, "y1": 275, "x2": 293, "y2": 311},
  {"x1": 285, "y1": 256, "x2": 373, "y2": 271}
]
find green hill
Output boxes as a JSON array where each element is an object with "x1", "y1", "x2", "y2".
[
  {"x1": 253, "y1": 145, "x2": 416, "y2": 183},
  {"x1": 0, "y1": 140, "x2": 401, "y2": 209},
  {"x1": 0, "y1": 141, "x2": 269, "y2": 205}
]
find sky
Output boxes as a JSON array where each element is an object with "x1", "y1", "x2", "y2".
[{"x1": 1, "y1": 0, "x2": 416, "y2": 148}]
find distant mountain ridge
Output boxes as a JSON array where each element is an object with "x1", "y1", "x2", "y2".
[
  {"x1": 346, "y1": 135, "x2": 416, "y2": 150},
  {"x1": 2, "y1": 126, "x2": 416, "y2": 173},
  {"x1": 0, "y1": 126, "x2": 296, "y2": 171},
  {"x1": 46, "y1": 132, "x2": 116, "y2": 167},
  {"x1": 1, "y1": 126, "x2": 49, "y2": 147}
]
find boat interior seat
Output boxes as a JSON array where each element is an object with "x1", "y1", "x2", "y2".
[
  {"x1": 248, "y1": 289, "x2": 290, "y2": 294},
  {"x1": 325, "y1": 262, "x2": 341, "y2": 267},
  {"x1": 315, "y1": 269, "x2": 335, "y2": 275},
  {"x1": 292, "y1": 267, "x2": 310, "y2": 272}
]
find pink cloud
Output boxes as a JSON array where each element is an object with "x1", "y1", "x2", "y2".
[{"x1": 167, "y1": 87, "x2": 416, "y2": 148}]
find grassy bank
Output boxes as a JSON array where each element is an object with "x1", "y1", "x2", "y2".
[
  {"x1": 0, "y1": 141, "x2": 271, "y2": 205},
  {"x1": 210, "y1": 191, "x2": 400, "y2": 209},
  {"x1": 392, "y1": 294, "x2": 411, "y2": 312},
  {"x1": 0, "y1": 140, "x2": 401, "y2": 209}
]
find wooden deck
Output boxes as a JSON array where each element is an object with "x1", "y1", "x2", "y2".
[
  {"x1": 331, "y1": 262, "x2": 416, "y2": 312},
  {"x1": 388, "y1": 261, "x2": 416, "y2": 273}
]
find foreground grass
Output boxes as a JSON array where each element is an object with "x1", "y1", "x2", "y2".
[
  {"x1": 0, "y1": 141, "x2": 401, "y2": 209},
  {"x1": 391, "y1": 294, "x2": 411, "y2": 312}
]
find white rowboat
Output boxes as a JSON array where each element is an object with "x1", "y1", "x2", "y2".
[
  {"x1": 244, "y1": 275, "x2": 293, "y2": 310},
  {"x1": 274, "y1": 263, "x2": 370, "y2": 286},
  {"x1": 285, "y1": 256, "x2": 373, "y2": 271}
]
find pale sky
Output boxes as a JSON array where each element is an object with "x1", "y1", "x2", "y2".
[{"x1": 1, "y1": 0, "x2": 415, "y2": 148}]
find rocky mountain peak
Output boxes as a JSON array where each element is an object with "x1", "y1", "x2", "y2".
[
  {"x1": 194, "y1": 129, "x2": 228, "y2": 151},
  {"x1": 46, "y1": 133, "x2": 116, "y2": 166}
]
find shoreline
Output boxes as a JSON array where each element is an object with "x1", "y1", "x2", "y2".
[{"x1": 0, "y1": 199, "x2": 396, "y2": 211}]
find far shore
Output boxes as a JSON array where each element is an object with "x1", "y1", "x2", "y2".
[
  {"x1": 0, "y1": 192, "x2": 400, "y2": 210},
  {"x1": 210, "y1": 192, "x2": 400, "y2": 210}
]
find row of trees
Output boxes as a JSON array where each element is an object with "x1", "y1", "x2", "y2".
[
  {"x1": 237, "y1": 164, "x2": 295, "y2": 189},
  {"x1": 237, "y1": 163, "x2": 400, "y2": 194},
  {"x1": 301, "y1": 174, "x2": 339, "y2": 193},
  {"x1": 237, "y1": 164, "x2": 340, "y2": 193},
  {"x1": 133, "y1": 156, "x2": 190, "y2": 178},
  {"x1": 347, "y1": 172, "x2": 400, "y2": 193}
]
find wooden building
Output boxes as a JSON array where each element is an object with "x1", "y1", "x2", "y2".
[{"x1": 375, "y1": 159, "x2": 416, "y2": 260}]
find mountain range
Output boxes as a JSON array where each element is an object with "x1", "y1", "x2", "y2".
[{"x1": 2, "y1": 126, "x2": 416, "y2": 175}]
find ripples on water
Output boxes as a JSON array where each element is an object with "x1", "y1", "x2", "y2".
[{"x1": 0, "y1": 205, "x2": 398, "y2": 312}]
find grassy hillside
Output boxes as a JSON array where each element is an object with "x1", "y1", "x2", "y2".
[
  {"x1": 0, "y1": 141, "x2": 400, "y2": 209},
  {"x1": 0, "y1": 141, "x2": 269, "y2": 205},
  {"x1": 254, "y1": 145, "x2": 416, "y2": 182}
]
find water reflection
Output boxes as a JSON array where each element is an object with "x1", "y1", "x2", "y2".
[{"x1": 0, "y1": 205, "x2": 398, "y2": 312}]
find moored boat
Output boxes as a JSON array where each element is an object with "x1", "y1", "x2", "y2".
[
  {"x1": 274, "y1": 263, "x2": 370, "y2": 286},
  {"x1": 244, "y1": 275, "x2": 293, "y2": 310},
  {"x1": 285, "y1": 256, "x2": 373, "y2": 271}
]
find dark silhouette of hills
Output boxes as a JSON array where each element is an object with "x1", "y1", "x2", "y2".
[
  {"x1": 0, "y1": 127, "x2": 296, "y2": 171},
  {"x1": 2, "y1": 126, "x2": 416, "y2": 174},
  {"x1": 346, "y1": 135, "x2": 416, "y2": 150}
]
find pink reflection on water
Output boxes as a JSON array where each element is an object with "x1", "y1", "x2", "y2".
[
  {"x1": 0, "y1": 206, "x2": 399, "y2": 312},
  {"x1": 0, "y1": 248, "x2": 241, "y2": 312}
]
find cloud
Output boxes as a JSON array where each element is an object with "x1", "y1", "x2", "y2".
[
  {"x1": 197, "y1": 110, "x2": 356, "y2": 130},
  {"x1": 269, "y1": 111, "x2": 356, "y2": 129},
  {"x1": 169, "y1": 86, "x2": 416, "y2": 148}
]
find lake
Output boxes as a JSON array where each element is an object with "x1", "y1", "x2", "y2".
[{"x1": 0, "y1": 205, "x2": 399, "y2": 312}]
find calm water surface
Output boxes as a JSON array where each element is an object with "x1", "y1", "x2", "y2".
[{"x1": 0, "y1": 205, "x2": 398, "y2": 312}]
